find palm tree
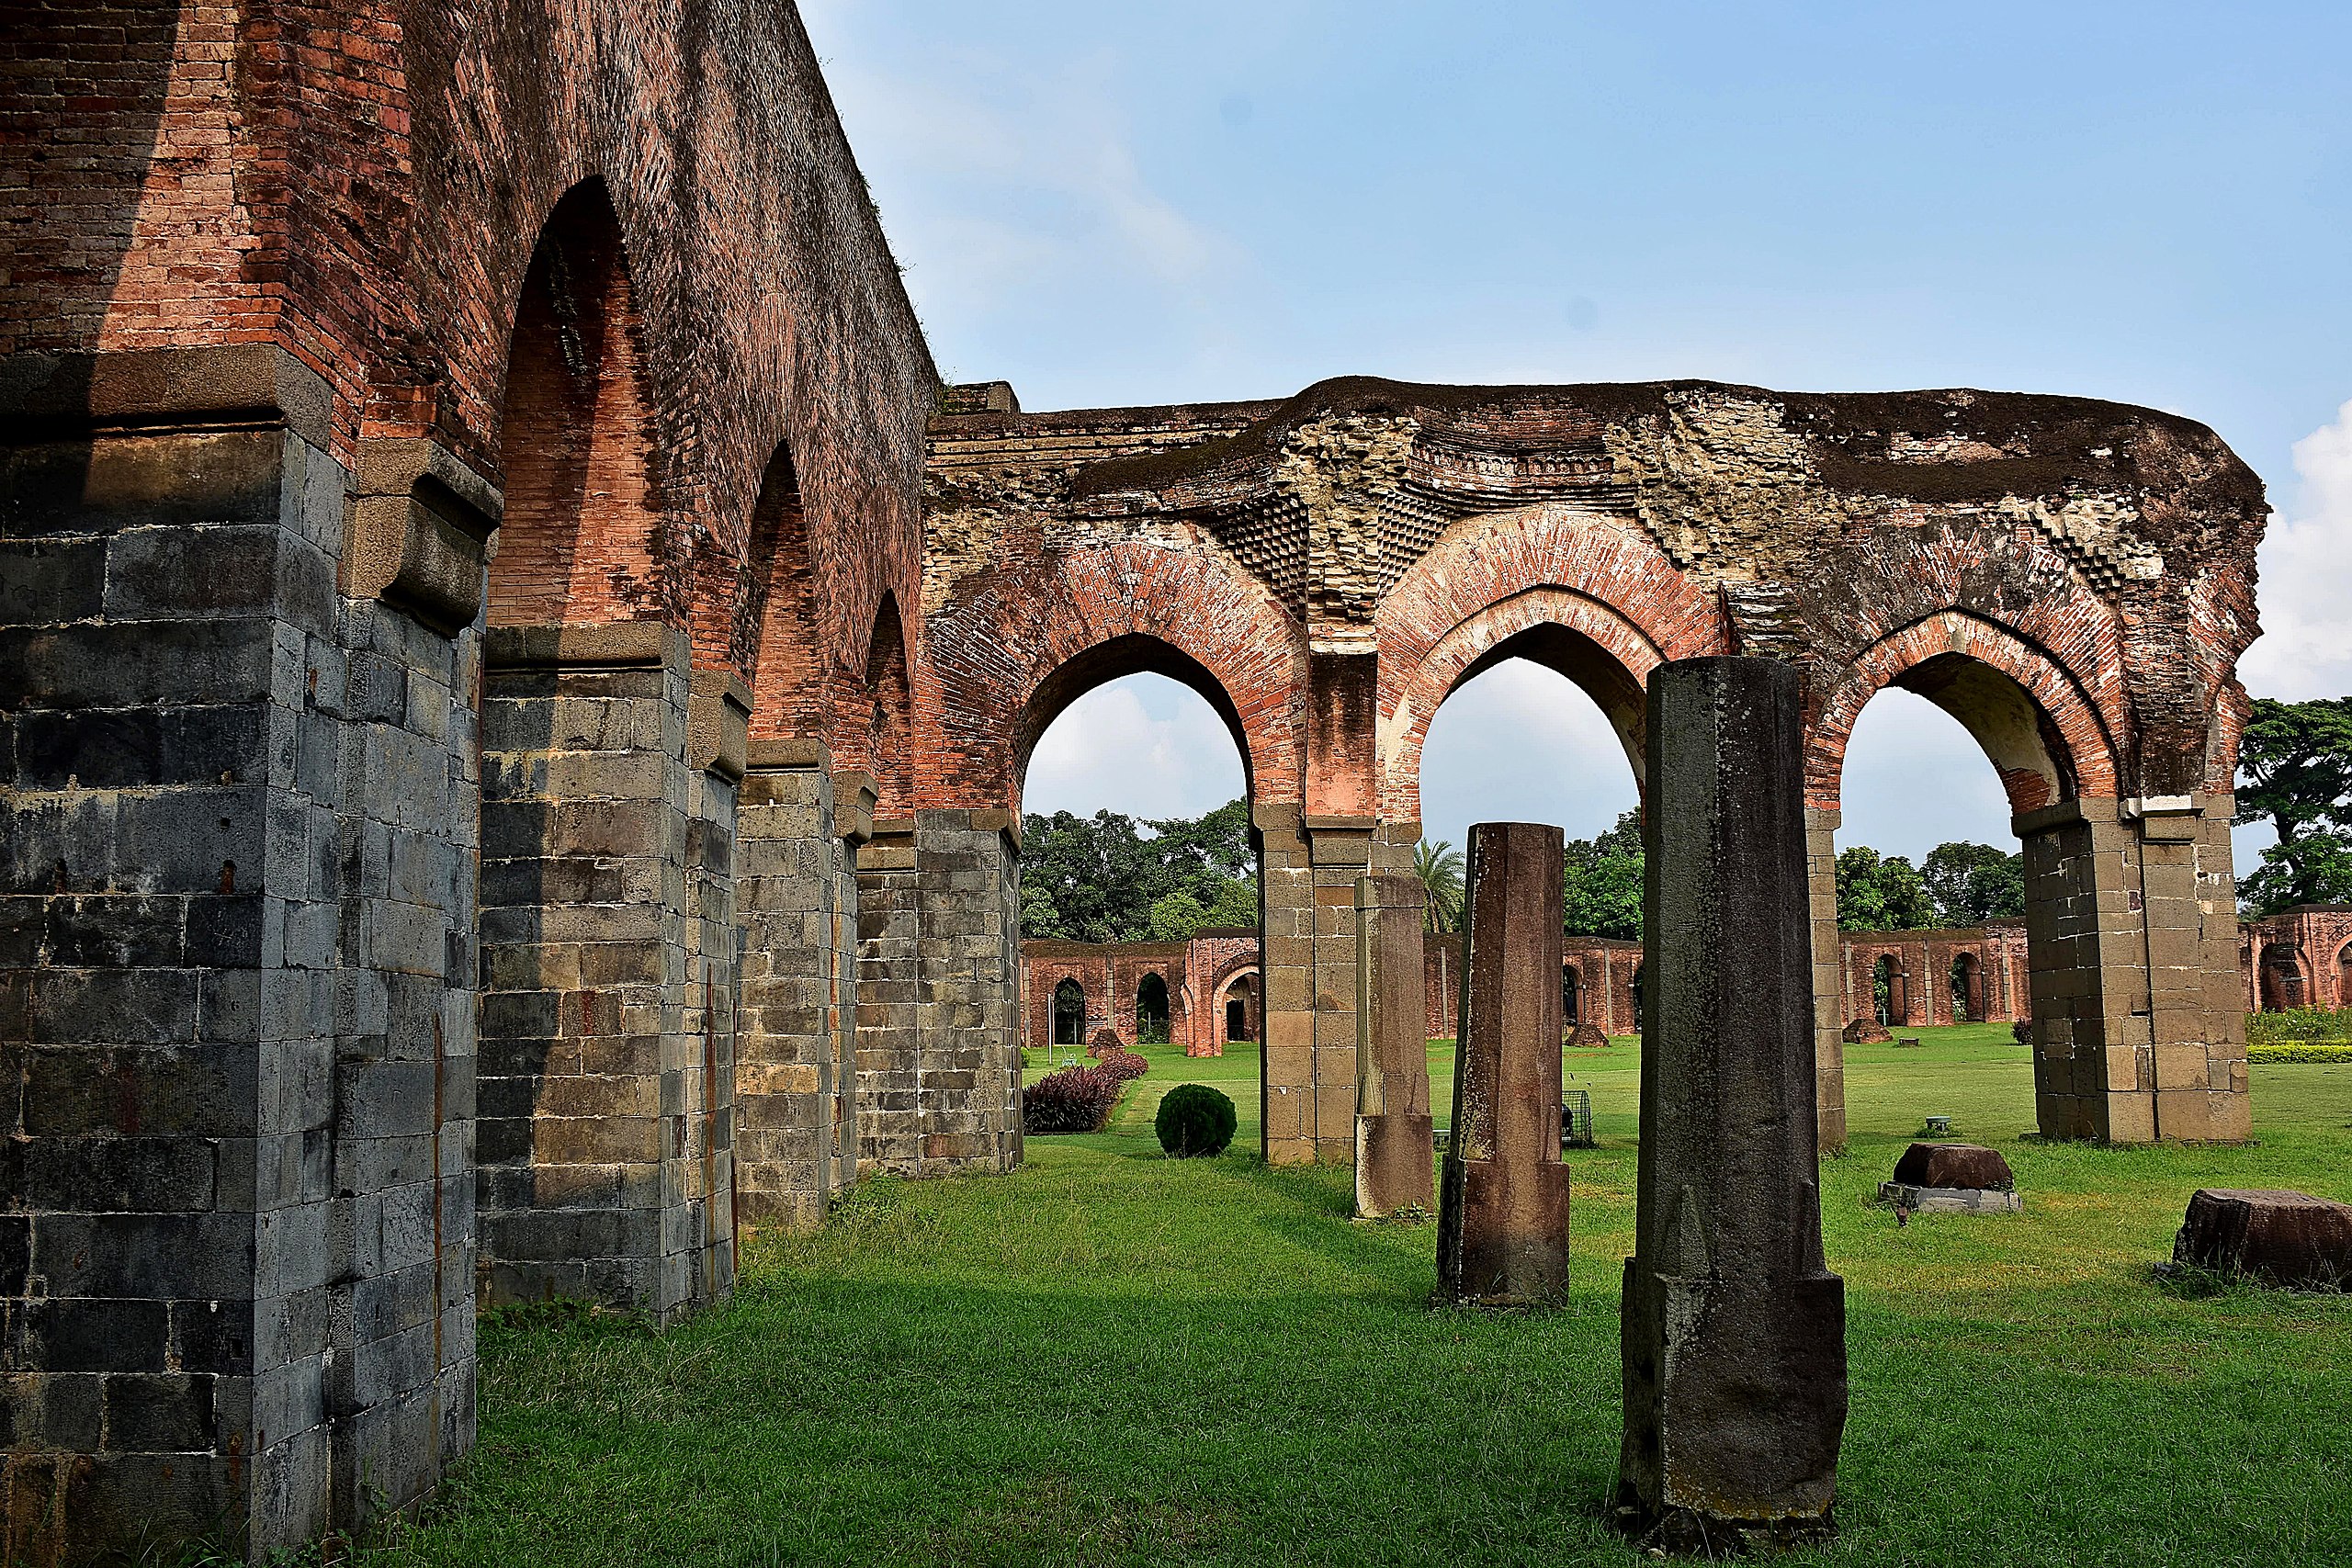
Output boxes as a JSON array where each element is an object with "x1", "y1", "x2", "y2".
[{"x1": 1414, "y1": 838, "x2": 1465, "y2": 932}]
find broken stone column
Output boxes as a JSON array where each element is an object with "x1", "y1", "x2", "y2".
[
  {"x1": 1435, "y1": 822, "x2": 1570, "y2": 1304},
  {"x1": 1616, "y1": 657, "x2": 1846, "y2": 1551},
  {"x1": 1354, "y1": 874, "x2": 1434, "y2": 1219}
]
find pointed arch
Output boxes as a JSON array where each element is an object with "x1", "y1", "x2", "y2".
[
  {"x1": 490, "y1": 177, "x2": 669, "y2": 629},
  {"x1": 1806, "y1": 610, "x2": 2120, "y2": 814},
  {"x1": 835, "y1": 592, "x2": 913, "y2": 812},
  {"x1": 741, "y1": 441, "x2": 825, "y2": 733}
]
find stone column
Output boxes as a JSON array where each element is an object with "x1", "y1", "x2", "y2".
[
  {"x1": 2018, "y1": 794, "x2": 2251, "y2": 1143},
  {"x1": 1435, "y1": 822, "x2": 1571, "y2": 1304},
  {"x1": 1617, "y1": 657, "x2": 1845, "y2": 1551},
  {"x1": 1254, "y1": 802, "x2": 1316, "y2": 1164},
  {"x1": 683, "y1": 671, "x2": 746, "y2": 1304},
  {"x1": 1804, "y1": 806, "x2": 1848, "y2": 1151},
  {"x1": 854, "y1": 809, "x2": 1022, "y2": 1176},
  {"x1": 1253, "y1": 804, "x2": 1415, "y2": 1166},
  {"x1": 733, "y1": 742, "x2": 865, "y2": 1229},
  {"x1": 1354, "y1": 875, "x2": 1434, "y2": 1219},
  {"x1": 910, "y1": 809, "x2": 1023, "y2": 1174},
  {"x1": 2, "y1": 368, "x2": 481, "y2": 1558},
  {"x1": 853, "y1": 818, "x2": 920, "y2": 1169},
  {"x1": 475, "y1": 622, "x2": 729, "y2": 1325}
]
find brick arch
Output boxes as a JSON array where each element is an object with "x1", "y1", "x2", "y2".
[
  {"x1": 741, "y1": 442, "x2": 824, "y2": 732},
  {"x1": 2257, "y1": 940, "x2": 2312, "y2": 1012},
  {"x1": 1375, "y1": 504, "x2": 1729, "y2": 819},
  {"x1": 488, "y1": 176, "x2": 673, "y2": 629},
  {"x1": 834, "y1": 592, "x2": 914, "y2": 811},
  {"x1": 1377, "y1": 590, "x2": 1673, "y2": 821},
  {"x1": 919, "y1": 532, "x2": 1306, "y2": 810},
  {"x1": 1806, "y1": 610, "x2": 2121, "y2": 814}
]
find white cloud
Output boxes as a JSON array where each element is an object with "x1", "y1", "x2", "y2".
[
  {"x1": 1023, "y1": 676, "x2": 1245, "y2": 821},
  {"x1": 2240, "y1": 399, "x2": 2352, "y2": 701},
  {"x1": 1418, "y1": 660, "x2": 1638, "y2": 850},
  {"x1": 797, "y1": 6, "x2": 1238, "y2": 361},
  {"x1": 1837, "y1": 690, "x2": 2015, "y2": 861}
]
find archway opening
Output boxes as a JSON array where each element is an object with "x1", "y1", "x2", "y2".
[
  {"x1": 2261, "y1": 945, "x2": 2309, "y2": 1012},
  {"x1": 1135, "y1": 972, "x2": 1171, "y2": 1045},
  {"x1": 2338, "y1": 942, "x2": 2352, "y2": 1010},
  {"x1": 1951, "y1": 952, "x2": 1984, "y2": 1023},
  {"x1": 491, "y1": 177, "x2": 663, "y2": 629},
  {"x1": 1052, "y1": 978, "x2": 1087, "y2": 1045},
  {"x1": 1018, "y1": 657, "x2": 1257, "y2": 1073},
  {"x1": 1834, "y1": 653, "x2": 2077, "y2": 1135},
  {"x1": 1219, "y1": 971, "x2": 1259, "y2": 1044},
  {"x1": 1872, "y1": 954, "x2": 1900, "y2": 1027},
  {"x1": 1416, "y1": 624, "x2": 1645, "y2": 1117}
]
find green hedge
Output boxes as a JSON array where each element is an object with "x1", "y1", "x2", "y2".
[
  {"x1": 2245, "y1": 1007, "x2": 2352, "y2": 1046},
  {"x1": 2247, "y1": 1041, "x2": 2352, "y2": 1064}
]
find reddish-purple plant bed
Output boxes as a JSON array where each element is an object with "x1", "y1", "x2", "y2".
[
  {"x1": 1096, "y1": 1045, "x2": 1150, "y2": 1081},
  {"x1": 1023, "y1": 1065, "x2": 1124, "y2": 1134}
]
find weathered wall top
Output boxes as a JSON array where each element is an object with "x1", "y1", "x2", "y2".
[{"x1": 919, "y1": 375, "x2": 2267, "y2": 813}]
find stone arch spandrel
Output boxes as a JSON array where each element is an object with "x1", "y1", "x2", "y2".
[
  {"x1": 1806, "y1": 610, "x2": 2122, "y2": 814},
  {"x1": 1374, "y1": 504, "x2": 1728, "y2": 818},
  {"x1": 916, "y1": 529, "x2": 1306, "y2": 810}
]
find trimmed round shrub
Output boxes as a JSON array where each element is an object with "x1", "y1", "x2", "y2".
[{"x1": 1155, "y1": 1083, "x2": 1238, "y2": 1158}]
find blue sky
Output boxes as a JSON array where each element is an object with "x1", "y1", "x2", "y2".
[{"x1": 802, "y1": 1, "x2": 2352, "y2": 867}]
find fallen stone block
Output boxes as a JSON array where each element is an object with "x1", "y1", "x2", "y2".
[
  {"x1": 1842, "y1": 1018, "x2": 1891, "y2": 1043},
  {"x1": 1892, "y1": 1142, "x2": 2013, "y2": 1190},
  {"x1": 2172, "y1": 1189, "x2": 2352, "y2": 1291}
]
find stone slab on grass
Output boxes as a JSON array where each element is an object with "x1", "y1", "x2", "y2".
[
  {"x1": 1880, "y1": 1182, "x2": 2023, "y2": 1214},
  {"x1": 2173, "y1": 1189, "x2": 2352, "y2": 1291}
]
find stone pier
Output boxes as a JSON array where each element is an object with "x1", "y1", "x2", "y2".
[
  {"x1": 1435, "y1": 822, "x2": 1571, "y2": 1304},
  {"x1": 1617, "y1": 657, "x2": 1846, "y2": 1551},
  {"x1": 1353, "y1": 874, "x2": 1434, "y2": 1220}
]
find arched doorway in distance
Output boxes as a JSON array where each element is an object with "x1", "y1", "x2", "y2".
[
  {"x1": 1950, "y1": 952, "x2": 1983, "y2": 1023},
  {"x1": 1135, "y1": 972, "x2": 1171, "y2": 1044},
  {"x1": 1052, "y1": 978, "x2": 1086, "y2": 1045}
]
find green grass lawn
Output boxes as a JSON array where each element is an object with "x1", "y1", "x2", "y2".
[{"x1": 374, "y1": 1031, "x2": 2352, "y2": 1567}]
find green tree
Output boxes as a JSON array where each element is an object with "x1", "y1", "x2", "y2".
[
  {"x1": 1562, "y1": 809, "x2": 1645, "y2": 941},
  {"x1": 1836, "y1": 845, "x2": 1937, "y2": 931},
  {"x1": 1921, "y1": 840, "x2": 2025, "y2": 926},
  {"x1": 2237, "y1": 696, "x2": 2352, "y2": 914},
  {"x1": 1019, "y1": 798, "x2": 1261, "y2": 942},
  {"x1": 1413, "y1": 839, "x2": 1465, "y2": 932}
]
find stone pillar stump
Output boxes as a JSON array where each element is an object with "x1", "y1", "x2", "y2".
[
  {"x1": 1354, "y1": 874, "x2": 1433, "y2": 1219},
  {"x1": 1435, "y1": 822, "x2": 1570, "y2": 1304}
]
